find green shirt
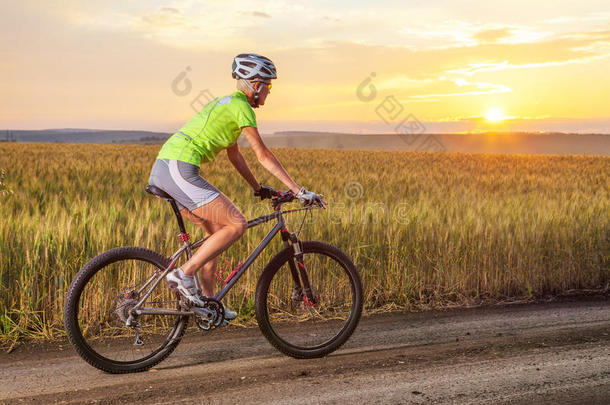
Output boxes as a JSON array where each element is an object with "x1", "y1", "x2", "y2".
[{"x1": 157, "y1": 90, "x2": 257, "y2": 166}]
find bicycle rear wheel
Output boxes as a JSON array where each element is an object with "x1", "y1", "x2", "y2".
[
  {"x1": 255, "y1": 241, "x2": 363, "y2": 358},
  {"x1": 64, "y1": 247, "x2": 188, "y2": 373}
]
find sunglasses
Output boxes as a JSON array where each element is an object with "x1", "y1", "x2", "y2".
[{"x1": 258, "y1": 82, "x2": 272, "y2": 92}]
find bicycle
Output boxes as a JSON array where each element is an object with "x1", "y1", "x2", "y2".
[{"x1": 64, "y1": 185, "x2": 363, "y2": 373}]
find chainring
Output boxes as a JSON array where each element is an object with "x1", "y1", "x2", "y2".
[{"x1": 194, "y1": 298, "x2": 225, "y2": 331}]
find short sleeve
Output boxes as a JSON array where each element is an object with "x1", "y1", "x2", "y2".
[{"x1": 234, "y1": 100, "x2": 257, "y2": 128}]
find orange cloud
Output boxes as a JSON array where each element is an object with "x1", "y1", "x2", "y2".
[
  {"x1": 473, "y1": 27, "x2": 514, "y2": 42},
  {"x1": 2, "y1": 1, "x2": 609, "y2": 131}
]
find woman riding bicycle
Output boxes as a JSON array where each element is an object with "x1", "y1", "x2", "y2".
[{"x1": 148, "y1": 53, "x2": 326, "y2": 319}]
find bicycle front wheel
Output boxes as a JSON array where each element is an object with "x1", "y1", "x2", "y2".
[
  {"x1": 64, "y1": 247, "x2": 188, "y2": 373},
  {"x1": 255, "y1": 241, "x2": 363, "y2": 358}
]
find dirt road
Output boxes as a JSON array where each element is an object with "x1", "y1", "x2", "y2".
[{"x1": 1, "y1": 298, "x2": 608, "y2": 404}]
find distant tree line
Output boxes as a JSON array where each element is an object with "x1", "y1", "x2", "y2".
[
  {"x1": 0, "y1": 130, "x2": 16, "y2": 142},
  {"x1": 110, "y1": 135, "x2": 167, "y2": 145}
]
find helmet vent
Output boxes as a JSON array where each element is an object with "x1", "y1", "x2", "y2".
[{"x1": 232, "y1": 53, "x2": 277, "y2": 80}]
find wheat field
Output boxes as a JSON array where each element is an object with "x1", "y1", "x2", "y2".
[{"x1": 0, "y1": 143, "x2": 608, "y2": 344}]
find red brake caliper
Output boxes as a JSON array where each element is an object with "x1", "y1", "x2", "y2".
[{"x1": 303, "y1": 295, "x2": 315, "y2": 309}]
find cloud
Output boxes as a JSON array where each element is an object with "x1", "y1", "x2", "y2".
[
  {"x1": 411, "y1": 78, "x2": 512, "y2": 98},
  {"x1": 446, "y1": 60, "x2": 587, "y2": 76},
  {"x1": 445, "y1": 29, "x2": 610, "y2": 75},
  {"x1": 160, "y1": 7, "x2": 180, "y2": 14},
  {"x1": 400, "y1": 22, "x2": 551, "y2": 49},
  {"x1": 140, "y1": 8, "x2": 189, "y2": 28},
  {"x1": 336, "y1": 27, "x2": 609, "y2": 79},
  {"x1": 543, "y1": 12, "x2": 610, "y2": 24},
  {"x1": 2, "y1": 1, "x2": 610, "y2": 129},
  {"x1": 268, "y1": 26, "x2": 609, "y2": 116},
  {"x1": 473, "y1": 28, "x2": 513, "y2": 43},
  {"x1": 239, "y1": 11, "x2": 272, "y2": 18}
]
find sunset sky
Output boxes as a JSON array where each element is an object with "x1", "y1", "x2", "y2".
[{"x1": 2, "y1": 1, "x2": 609, "y2": 133}]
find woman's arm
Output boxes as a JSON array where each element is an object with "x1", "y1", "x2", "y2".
[
  {"x1": 240, "y1": 126, "x2": 300, "y2": 194},
  {"x1": 226, "y1": 143, "x2": 262, "y2": 191}
]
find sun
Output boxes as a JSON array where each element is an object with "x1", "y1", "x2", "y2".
[{"x1": 485, "y1": 108, "x2": 505, "y2": 122}]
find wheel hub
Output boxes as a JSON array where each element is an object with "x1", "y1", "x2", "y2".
[
  {"x1": 115, "y1": 290, "x2": 139, "y2": 323},
  {"x1": 115, "y1": 299, "x2": 137, "y2": 323}
]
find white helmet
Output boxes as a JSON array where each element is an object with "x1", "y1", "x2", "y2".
[{"x1": 232, "y1": 53, "x2": 277, "y2": 81}]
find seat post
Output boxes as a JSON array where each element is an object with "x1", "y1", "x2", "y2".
[
  {"x1": 169, "y1": 200, "x2": 188, "y2": 235},
  {"x1": 145, "y1": 185, "x2": 189, "y2": 239}
]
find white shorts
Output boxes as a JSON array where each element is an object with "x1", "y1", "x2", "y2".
[{"x1": 148, "y1": 159, "x2": 220, "y2": 211}]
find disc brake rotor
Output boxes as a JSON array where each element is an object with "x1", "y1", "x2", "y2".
[
  {"x1": 114, "y1": 290, "x2": 139, "y2": 323},
  {"x1": 115, "y1": 298, "x2": 138, "y2": 323}
]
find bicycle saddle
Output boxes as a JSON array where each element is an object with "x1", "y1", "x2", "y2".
[{"x1": 145, "y1": 185, "x2": 174, "y2": 200}]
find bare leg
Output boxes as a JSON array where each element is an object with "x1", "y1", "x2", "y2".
[
  {"x1": 180, "y1": 211, "x2": 222, "y2": 296},
  {"x1": 199, "y1": 256, "x2": 219, "y2": 297},
  {"x1": 179, "y1": 193, "x2": 247, "y2": 296}
]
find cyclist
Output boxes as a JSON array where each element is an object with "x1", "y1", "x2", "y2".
[{"x1": 148, "y1": 53, "x2": 326, "y2": 320}]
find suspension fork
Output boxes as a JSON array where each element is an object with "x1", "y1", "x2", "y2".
[
  {"x1": 281, "y1": 229, "x2": 316, "y2": 305},
  {"x1": 280, "y1": 229, "x2": 301, "y2": 294}
]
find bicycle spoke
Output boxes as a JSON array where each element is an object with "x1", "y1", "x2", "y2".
[
  {"x1": 264, "y1": 248, "x2": 357, "y2": 350},
  {"x1": 73, "y1": 254, "x2": 186, "y2": 365}
]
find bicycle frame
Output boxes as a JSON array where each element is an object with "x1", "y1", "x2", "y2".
[{"x1": 130, "y1": 205, "x2": 312, "y2": 319}]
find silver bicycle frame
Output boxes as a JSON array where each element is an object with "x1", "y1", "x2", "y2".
[{"x1": 131, "y1": 209, "x2": 289, "y2": 316}]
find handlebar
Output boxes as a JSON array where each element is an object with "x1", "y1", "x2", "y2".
[
  {"x1": 255, "y1": 187, "x2": 325, "y2": 210},
  {"x1": 271, "y1": 190, "x2": 296, "y2": 209}
]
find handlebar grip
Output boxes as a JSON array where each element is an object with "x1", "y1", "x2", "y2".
[{"x1": 255, "y1": 185, "x2": 278, "y2": 200}]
